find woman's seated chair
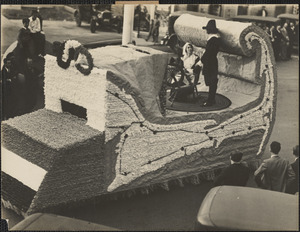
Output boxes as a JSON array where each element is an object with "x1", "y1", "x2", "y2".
[{"x1": 167, "y1": 57, "x2": 201, "y2": 106}]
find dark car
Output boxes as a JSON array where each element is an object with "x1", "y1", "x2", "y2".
[
  {"x1": 74, "y1": 4, "x2": 122, "y2": 33},
  {"x1": 161, "y1": 11, "x2": 223, "y2": 52},
  {"x1": 195, "y1": 186, "x2": 298, "y2": 231},
  {"x1": 230, "y1": 15, "x2": 281, "y2": 31},
  {"x1": 277, "y1": 13, "x2": 299, "y2": 23}
]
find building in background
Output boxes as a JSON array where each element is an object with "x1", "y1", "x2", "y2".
[{"x1": 172, "y1": 4, "x2": 298, "y2": 19}]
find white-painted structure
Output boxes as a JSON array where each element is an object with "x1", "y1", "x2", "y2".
[{"x1": 122, "y1": 4, "x2": 135, "y2": 45}]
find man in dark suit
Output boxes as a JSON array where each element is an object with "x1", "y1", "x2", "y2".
[
  {"x1": 273, "y1": 24, "x2": 283, "y2": 61},
  {"x1": 1, "y1": 54, "x2": 20, "y2": 120},
  {"x1": 201, "y1": 19, "x2": 221, "y2": 107},
  {"x1": 254, "y1": 141, "x2": 295, "y2": 192},
  {"x1": 257, "y1": 6, "x2": 268, "y2": 17},
  {"x1": 15, "y1": 18, "x2": 34, "y2": 74},
  {"x1": 214, "y1": 152, "x2": 250, "y2": 187},
  {"x1": 286, "y1": 145, "x2": 299, "y2": 194}
]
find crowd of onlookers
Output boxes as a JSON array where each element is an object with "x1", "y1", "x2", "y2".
[
  {"x1": 1, "y1": 9, "x2": 45, "y2": 120},
  {"x1": 214, "y1": 142, "x2": 299, "y2": 195},
  {"x1": 259, "y1": 20, "x2": 299, "y2": 61}
]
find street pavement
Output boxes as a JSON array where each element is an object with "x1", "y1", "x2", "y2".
[{"x1": 1, "y1": 16, "x2": 299, "y2": 230}]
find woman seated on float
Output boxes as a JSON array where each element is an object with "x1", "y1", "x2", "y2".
[{"x1": 175, "y1": 42, "x2": 202, "y2": 86}]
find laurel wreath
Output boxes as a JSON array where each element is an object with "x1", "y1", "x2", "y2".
[
  {"x1": 56, "y1": 40, "x2": 94, "y2": 75},
  {"x1": 74, "y1": 46, "x2": 94, "y2": 76},
  {"x1": 56, "y1": 42, "x2": 72, "y2": 69}
]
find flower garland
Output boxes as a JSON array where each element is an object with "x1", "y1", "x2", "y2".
[
  {"x1": 63, "y1": 40, "x2": 81, "y2": 60},
  {"x1": 56, "y1": 40, "x2": 94, "y2": 75},
  {"x1": 56, "y1": 42, "x2": 72, "y2": 69},
  {"x1": 74, "y1": 46, "x2": 94, "y2": 76}
]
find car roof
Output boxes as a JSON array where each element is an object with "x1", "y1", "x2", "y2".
[
  {"x1": 230, "y1": 15, "x2": 280, "y2": 23},
  {"x1": 170, "y1": 10, "x2": 223, "y2": 19},
  {"x1": 197, "y1": 186, "x2": 298, "y2": 231},
  {"x1": 11, "y1": 213, "x2": 120, "y2": 230},
  {"x1": 277, "y1": 13, "x2": 299, "y2": 21}
]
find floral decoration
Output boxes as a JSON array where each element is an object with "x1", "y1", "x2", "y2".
[{"x1": 56, "y1": 40, "x2": 94, "y2": 75}]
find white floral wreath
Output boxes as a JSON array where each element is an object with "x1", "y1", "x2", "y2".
[{"x1": 57, "y1": 39, "x2": 94, "y2": 75}]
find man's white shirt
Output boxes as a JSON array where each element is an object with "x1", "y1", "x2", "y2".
[{"x1": 29, "y1": 16, "x2": 41, "y2": 33}]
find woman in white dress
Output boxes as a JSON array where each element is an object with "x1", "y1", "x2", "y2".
[{"x1": 177, "y1": 43, "x2": 202, "y2": 85}]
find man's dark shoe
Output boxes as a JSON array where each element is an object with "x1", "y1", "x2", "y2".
[{"x1": 202, "y1": 100, "x2": 216, "y2": 107}]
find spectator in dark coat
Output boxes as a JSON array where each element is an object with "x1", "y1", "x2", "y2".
[
  {"x1": 257, "y1": 6, "x2": 268, "y2": 17},
  {"x1": 29, "y1": 9, "x2": 45, "y2": 56},
  {"x1": 146, "y1": 19, "x2": 154, "y2": 41},
  {"x1": 273, "y1": 24, "x2": 283, "y2": 61},
  {"x1": 254, "y1": 141, "x2": 295, "y2": 192},
  {"x1": 152, "y1": 14, "x2": 160, "y2": 43},
  {"x1": 286, "y1": 145, "x2": 299, "y2": 194},
  {"x1": 287, "y1": 22, "x2": 297, "y2": 59},
  {"x1": 214, "y1": 152, "x2": 250, "y2": 187},
  {"x1": 201, "y1": 19, "x2": 221, "y2": 107},
  {"x1": 280, "y1": 22, "x2": 290, "y2": 60},
  {"x1": 17, "y1": 18, "x2": 32, "y2": 56},
  {"x1": 1, "y1": 54, "x2": 27, "y2": 120},
  {"x1": 15, "y1": 18, "x2": 35, "y2": 74}
]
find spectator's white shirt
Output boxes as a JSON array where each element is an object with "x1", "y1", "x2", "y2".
[{"x1": 29, "y1": 16, "x2": 41, "y2": 33}]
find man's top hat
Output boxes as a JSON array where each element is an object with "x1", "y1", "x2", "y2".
[{"x1": 202, "y1": 19, "x2": 218, "y2": 33}]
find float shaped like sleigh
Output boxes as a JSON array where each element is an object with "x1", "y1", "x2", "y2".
[{"x1": 1, "y1": 15, "x2": 277, "y2": 216}]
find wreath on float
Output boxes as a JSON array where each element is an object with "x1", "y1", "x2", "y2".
[{"x1": 56, "y1": 40, "x2": 94, "y2": 75}]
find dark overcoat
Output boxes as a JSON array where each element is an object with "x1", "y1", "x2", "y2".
[
  {"x1": 201, "y1": 36, "x2": 220, "y2": 86},
  {"x1": 214, "y1": 163, "x2": 250, "y2": 187}
]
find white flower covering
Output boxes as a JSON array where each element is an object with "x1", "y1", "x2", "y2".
[
  {"x1": 62, "y1": 40, "x2": 82, "y2": 61},
  {"x1": 44, "y1": 55, "x2": 107, "y2": 131}
]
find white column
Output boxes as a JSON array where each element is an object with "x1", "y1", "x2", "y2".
[
  {"x1": 122, "y1": 4, "x2": 135, "y2": 45},
  {"x1": 170, "y1": 5, "x2": 175, "y2": 14},
  {"x1": 149, "y1": 4, "x2": 155, "y2": 20}
]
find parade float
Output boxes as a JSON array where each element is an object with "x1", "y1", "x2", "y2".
[{"x1": 1, "y1": 15, "x2": 277, "y2": 216}]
